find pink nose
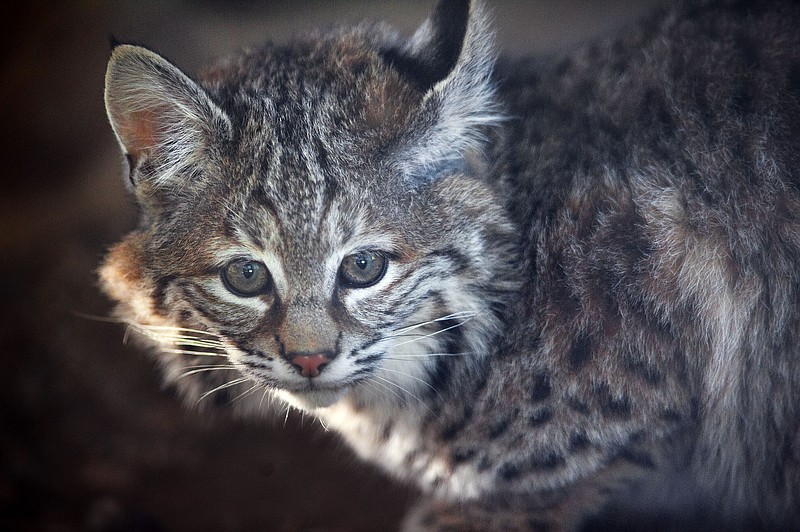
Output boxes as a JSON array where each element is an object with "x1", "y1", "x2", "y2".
[{"x1": 289, "y1": 354, "x2": 330, "y2": 378}]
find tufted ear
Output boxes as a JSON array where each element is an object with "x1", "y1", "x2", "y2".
[
  {"x1": 383, "y1": 0, "x2": 471, "y2": 93},
  {"x1": 385, "y1": 0, "x2": 501, "y2": 182},
  {"x1": 104, "y1": 44, "x2": 231, "y2": 189}
]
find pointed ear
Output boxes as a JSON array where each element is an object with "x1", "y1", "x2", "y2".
[
  {"x1": 387, "y1": 1, "x2": 501, "y2": 181},
  {"x1": 104, "y1": 44, "x2": 231, "y2": 188},
  {"x1": 384, "y1": 0, "x2": 471, "y2": 93}
]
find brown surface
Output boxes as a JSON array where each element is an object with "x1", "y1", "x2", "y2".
[{"x1": 0, "y1": 2, "x2": 657, "y2": 530}]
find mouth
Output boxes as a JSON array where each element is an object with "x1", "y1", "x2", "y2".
[{"x1": 232, "y1": 356, "x2": 367, "y2": 410}]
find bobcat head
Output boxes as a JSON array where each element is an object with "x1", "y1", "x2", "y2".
[{"x1": 100, "y1": 0, "x2": 518, "y2": 412}]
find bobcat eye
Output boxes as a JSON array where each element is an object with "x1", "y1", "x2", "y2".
[
  {"x1": 221, "y1": 259, "x2": 271, "y2": 297},
  {"x1": 339, "y1": 251, "x2": 388, "y2": 288}
]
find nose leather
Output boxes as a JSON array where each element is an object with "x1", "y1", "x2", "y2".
[{"x1": 288, "y1": 353, "x2": 331, "y2": 378}]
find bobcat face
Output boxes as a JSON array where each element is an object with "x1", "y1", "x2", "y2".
[
  {"x1": 102, "y1": 143, "x2": 512, "y2": 411},
  {"x1": 101, "y1": 3, "x2": 518, "y2": 411}
]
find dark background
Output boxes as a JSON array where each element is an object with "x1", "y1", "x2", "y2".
[{"x1": 0, "y1": 1, "x2": 657, "y2": 530}]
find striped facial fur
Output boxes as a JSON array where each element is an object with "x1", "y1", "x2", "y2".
[{"x1": 101, "y1": 1, "x2": 518, "y2": 412}]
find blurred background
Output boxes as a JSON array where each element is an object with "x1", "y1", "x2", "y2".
[{"x1": 0, "y1": 1, "x2": 658, "y2": 530}]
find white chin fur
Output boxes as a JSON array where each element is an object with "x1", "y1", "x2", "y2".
[{"x1": 273, "y1": 387, "x2": 348, "y2": 411}]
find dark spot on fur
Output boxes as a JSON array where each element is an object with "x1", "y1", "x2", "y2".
[
  {"x1": 476, "y1": 455, "x2": 493, "y2": 472},
  {"x1": 528, "y1": 408, "x2": 553, "y2": 427},
  {"x1": 568, "y1": 334, "x2": 592, "y2": 370},
  {"x1": 487, "y1": 410, "x2": 517, "y2": 439},
  {"x1": 660, "y1": 409, "x2": 682, "y2": 423},
  {"x1": 622, "y1": 354, "x2": 663, "y2": 385},
  {"x1": 428, "y1": 357, "x2": 453, "y2": 395},
  {"x1": 603, "y1": 394, "x2": 632, "y2": 419},
  {"x1": 499, "y1": 451, "x2": 566, "y2": 481},
  {"x1": 451, "y1": 447, "x2": 476, "y2": 464},
  {"x1": 529, "y1": 372, "x2": 552, "y2": 402},
  {"x1": 617, "y1": 447, "x2": 656, "y2": 469},
  {"x1": 531, "y1": 451, "x2": 566, "y2": 470},
  {"x1": 567, "y1": 398, "x2": 590, "y2": 416},
  {"x1": 569, "y1": 430, "x2": 590, "y2": 451},
  {"x1": 595, "y1": 382, "x2": 632, "y2": 418},
  {"x1": 497, "y1": 461, "x2": 522, "y2": 480},
  {"x1": 440, "y1": 405, "x2": 473, "y2": 441}
]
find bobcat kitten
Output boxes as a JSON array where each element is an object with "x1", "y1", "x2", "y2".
[{"x1": 101, "y1": 0, "x2": 800, "y2": 529}]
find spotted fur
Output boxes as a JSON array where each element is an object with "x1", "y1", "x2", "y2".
[{"x1": 101, "y1": 0, "x2": 800, "y2": 529}]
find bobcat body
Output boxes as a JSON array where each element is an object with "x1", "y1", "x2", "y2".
[{"x1": 101, "y1": 0, "x2": 800, "y2": 528}]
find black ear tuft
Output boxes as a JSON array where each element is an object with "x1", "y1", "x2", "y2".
[
  {"x1": 108, "y1": 34, "x2": 122, "y2": 51},
  {"x1": 382, "y1": 0, "x2": 471, "y2": 92}
]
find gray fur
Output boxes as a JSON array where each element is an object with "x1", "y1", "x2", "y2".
[{"x1": 101, "y1": 0, "x2": 800, "y2": 529}]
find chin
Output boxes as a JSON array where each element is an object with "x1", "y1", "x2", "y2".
[{"x1": 273, "y1": 387, "x2": 348, "y2": 411}]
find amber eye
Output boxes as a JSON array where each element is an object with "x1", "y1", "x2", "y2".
[
  {"x1": 339, "y1": 251, "x2": 388, "y2": 288},
  {"x1": 221, "y1": 259, "x2": 271, "y2": 297}
]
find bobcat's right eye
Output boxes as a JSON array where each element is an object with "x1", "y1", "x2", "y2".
[{"x1": 221, "y1": 259, "x2": 271, "y2": 297}]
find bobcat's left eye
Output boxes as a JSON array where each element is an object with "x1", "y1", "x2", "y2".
[
  {"x1": 221, "y1": 259, "x2": 271, "y2": 297},
  {"x1": 339, "y1": 251, "x2": 388, "y2": 288}
]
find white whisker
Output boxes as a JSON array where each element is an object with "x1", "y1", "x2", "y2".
[
  {"x1": 385, "y1": 351, "x2": 473, "y2": 359},
  {"x1": 392, "y1": 311, "x2": 477, "y2": 335},
  {"x1": 372, "y1": 375, "x2": 434, "y2": 415},
  {"x1": 131, "y1": 323, "x2": 224, "y2": 339},
  {"x1": 197, "y1": 377, "x2": 250, "y2": 403},
  {"x1": 229, "y1": 382, "x2": 263, "y2": 405},
  {"x1": 391, "y1": 317, "x2": 475, "y2": 349},
  {"x1": 380, "y1": 366, "x2": 441, "y2": 397},
  {"x1": 158, "y1": 348, "x2": 227, "y2": 357},
  {"x1": 178, "y1": 365, "x2": 237, "y2": 379},
  {"x1": 258, "y1": 388, "x2": 271, "y2": 411},
  {"x1": 143, "y1": 336, "x2": 226, "y2": 348},
  {"x1": 370, "y1": 376, "x2": 413, "y2": 406}
]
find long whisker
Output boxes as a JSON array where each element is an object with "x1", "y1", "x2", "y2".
[
  {"x1": 372, "y1": 375, "x2": 434, "y2": 415},
  {"x1": 197, "y1": 377, "x2": 251, "y2": 403},
  {"x1": 76, "y1": 311, "x2": 225, "y2": 342},
  {"x1": 129, "y1": 324, "x2": 224, "y2": 339},
  {"x1": 132, "y1": 330, "x2": 226, "y2": 346},
  {"x1": 392, "y1": 311, "x2": 477, "y2": 335},
  {"x1": 139, "y1": 335, "x2": 226, "y2": 347},
  {"x1": 178, "y1": 365, "x2": 238, "y2": 379},
  {"x1": 229, "y1": 382, "x2": 263, "y2": 405},
  {"x1": 370, "y1": 375, "x2": 413, "y2": 406},
  {"x1": 158, "y1": 348, "x2": 228, "y2": 358},
  {"x1": 385, "y1": 351, "x2": 474, "y2": 360},
  {"x1": 391, "y1": 318, "x2": 475, "y2": 349},
  {"x1": 258, "y1": 388, "x2": 273, "y2": 412},
  {"x1": 379, "y1": 366, "x2": 441, "y2": 397}
]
